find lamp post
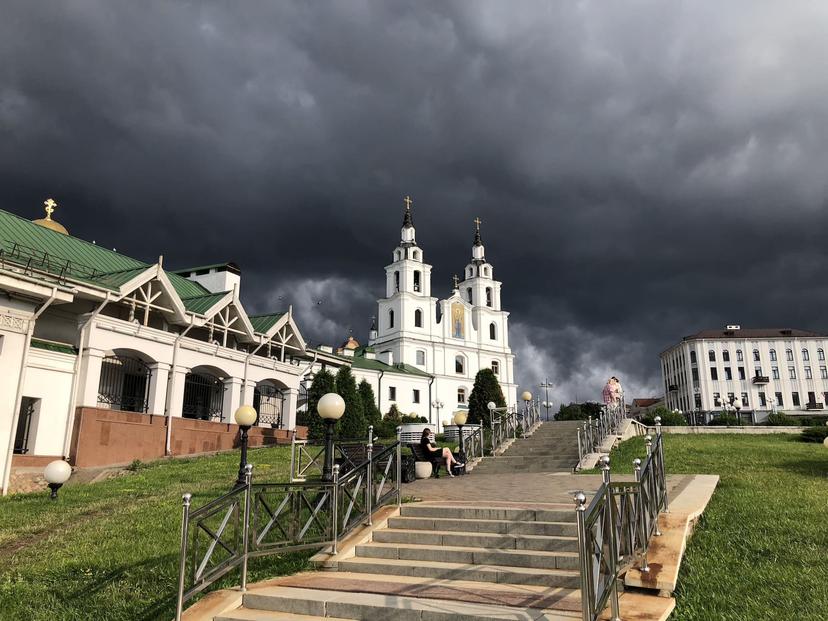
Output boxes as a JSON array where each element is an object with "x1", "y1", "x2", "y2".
[
  {"x1": 432, "y1": 400, "x2": 444, "y2": 433},
  {"x1": 539, "y1": 378, "x2": 553, "y2": 421},
  {"x1": 454, "y1": 410, "x2": 468, "y2": 457},
  {"x1": 318, "y1": 392, "x2": 345, "y2": 482},
  {"x1": 521, "y1": 391, "x2": 532, "y2": 425},
  {"x1": 43, "y1": 459, "x2": 72, "y2": 500},
  {"x1": 234, "y1": 405, "x2": 257, "y2": 487},
  {"x1": 733, "y1": 398, "x2": 743, "y2": 424}
]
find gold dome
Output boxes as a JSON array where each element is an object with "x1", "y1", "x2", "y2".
[
  {"x1": 341, "y1": 335, "x2": 360, "y2": 350},
  {"x1": 32, "y1": 198, "x2": 69, "y2": 235}
]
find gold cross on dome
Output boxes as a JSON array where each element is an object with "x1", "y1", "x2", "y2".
[
  {"x1": 404, "y1": 195, "x2": 413, "y2": 210},
  {"x1": 474, "y1": 216, "x2": 482, "y2": 231},
  {"x1": 44, "y1": 198, "x2": 57, "y2": 220}
]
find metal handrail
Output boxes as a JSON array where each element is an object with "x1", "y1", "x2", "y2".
[
  {"x1": 573, "y1": 420, "x2": 667, "y2": 621},
  {"x1": 576, "y1": 401, "x2": 627, "y2": 468},
  {"x1": 175, "y1": 435, "x2": 402, "y2": 620}
]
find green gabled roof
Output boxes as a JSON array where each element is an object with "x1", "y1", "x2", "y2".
[
  {"x1": 249, "y1": 313, "x2": 285, "y2": 334},
  {"x1": 30, "y1": 338, "x2": 77, "y2": 355},
  {"x1": 350, "y1": 353, "x2": 432, "y2": 377},
  {"x1": 181, "y1": 291, "x2": 230, "y2": 314},
  {"x1": 0, "y1": 208, "x2": 211, "y2": 298}
]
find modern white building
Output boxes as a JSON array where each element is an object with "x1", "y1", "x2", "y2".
[
  {"x1": 660, "y1": 325, "x2": 828, "y2": 417},
  {"x1": 0, "y1": 202, "x2": 309, "y2": 493}
]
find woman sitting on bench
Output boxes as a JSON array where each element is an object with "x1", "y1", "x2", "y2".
[{"x1": 420, "y1": 428, "x2": 464, "y2": 478}]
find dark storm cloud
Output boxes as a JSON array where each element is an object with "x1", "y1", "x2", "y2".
[{"x1": 3, "y1": 0, "x2": 828, "y2": 402}]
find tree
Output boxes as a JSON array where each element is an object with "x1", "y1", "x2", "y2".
[
  {"x1": 378, "y1": 404, "x2": 403, "y2": 438},
  {"x1": 557, "y1": 403, "x2": 586, "y2": 421},
  {"x1": 468, "y1": 368, "x2": 506, "y2": 426},
  {"x1": 358, "y1": 379, "x2": 382, "y2": 431},
  {"x1": 334, "y1": 366, "x2": 367, "y2": 440},
  {"x1": 304, "y1": 368, "x2": 336, "y2": 440}
]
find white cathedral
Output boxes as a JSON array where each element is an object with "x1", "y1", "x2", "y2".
[{"x1": 311, "y1": 199, "x2": 518, "y2": 424}]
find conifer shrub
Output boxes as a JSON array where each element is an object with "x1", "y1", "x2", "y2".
[
  {"x1": 468, "y1": 368, "x2": 506, "y2": 427},
  {"x1": 334, "y1": 366, "x2": 367, "y2": 440}
]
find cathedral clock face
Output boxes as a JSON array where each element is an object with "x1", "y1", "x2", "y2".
[{"x1": 451, "y1": 302, "x2": 465, "y2": 338}]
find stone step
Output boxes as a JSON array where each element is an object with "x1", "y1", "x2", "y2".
[
  {"x1": 400, "y1": 504, "x2": 573, "y2": 522},
  {"x1": 217, "y1": 609, "x2": 355, "y2": 621},
  {"x1": 471, "y1": 462, "x2": 575, "y2": 474},
  {"x1": 472, "y1": 456, "x2": 577, "y2": 466},
  {"x1": 387, "y1": 516, "x2": 578, "y2": 537},
  {"x1": 355, "y1": 541, "x2": 580, "y2": 570},
  {"x1": 237, "y1": 586, "x2": 579, "y2": 621},
  {"x1": 372, "y1": 527, "x2": 578, "y2": 551},
  {"x1": 337, "y1": 556, "x2": 581, "y2": 588}
]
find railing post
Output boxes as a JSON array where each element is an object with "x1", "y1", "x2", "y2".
[
  {"x1": 577, "y1": 430, "x2": 583, "y2": 468},
  {"x1": 396, "y1": 426, "x2": 402, "y2": 507},
  {"x1": 289, "y1": 430, "x2": 297, "y2": 482},
  {"x1": 645, "y1": 434, "x2": 652, "y2": 456},
  {"x1": 366, "y1": 428, "x2": 374, "y2": 526},
  {"x1": 633, "y1": 458, "x2": 649, "y2": 573},
  {"x1": 331, "y1": 464, "x2": 340, "y2": 555},
  {"x1": 600, "y1": 457, "x2": 621, "y2": 621},
  {"x1": 240, "y1": 464, "x2": 253, "y2": 592},
  {"x1": 175, "y1": 493, "x2": 192, "y2": 621},
  {"x1": 655, "y1": 425, "x2": 669, "y2": 513},
  {"x1": 574, "y1": 491, "x2": 591, "y2": 621}
]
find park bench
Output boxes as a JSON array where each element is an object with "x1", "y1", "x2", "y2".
[{"x1": 409, "y1": 443, "x2": 445, "y2": 478}]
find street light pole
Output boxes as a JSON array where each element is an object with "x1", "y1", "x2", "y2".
[
  {"x1": 432, "y1": 400, "x2": 444, "y2": 434},
  {"x1": 539, "y1": 378, "x2": 553, "y2": 422}
]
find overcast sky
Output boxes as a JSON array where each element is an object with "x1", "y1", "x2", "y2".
[{"x1": 3, "y1": 1, "x2": 828, "y2": 404}]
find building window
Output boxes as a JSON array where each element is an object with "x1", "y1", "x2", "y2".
[
  {"x1": 709, "y1": 350, "x2": 716, "y2": 362},
  {"x1": 786, "y1": 349, "x2": 793, "y2": 361},
  {"x1": 759, "y1": 392, "x2": 767, "y2": 407},
  {"x1": 457, "y1": 388, "x2": 466, "y2": 404},
  {"x1": 466, "y1": 288, "x2": 473, "y2": 304},
  {"x1": 736, "y1": 350, "x2": 743, "y2": 362},
  {"x1": 792, "y1": 392, "x2": 800, "y2": 407},
  {"x1": 489, "y1": 322, "x2": 497, "y2": 340},
  {"x1": 723, "y1": 350, "x2": 730, "y2": 362},
  {"x1": 805, "y1": 366, "x2": 813, "y2": 379},
  {"x1": 388, "y1": 309, "x2": 394, "y2": 329},
  {"x1": 394, "y1": 271, "x2": 400, "y2": 292},
  {"x1": 389, "y1": 386, "x2": 397, "y2": 401},
  {"x1": 414, "y1": 308, "x2": 423, "y2": 328},
  {"x1": 755, "y1": 366, "x2": 763, "y2": 377},
  {"x1": 711, "y1": 367, "x2": 718, "y2": 381},
  {"x1": 772, "y1": 367, "x2": 780, "y2": 379},
  {"x1": 97, "y1": 354, "x2": 152, "y2": 413},
  {"x1": 741, "y1": 392, "x2": 749, "y2": 407},
  {"x1": 182, "y1": 370, "x2": 224, "y2": 420},
  {"x1": 13, "y1": 397, "x2": 37, "y2": 455},
  {"x1": 819, "y1": 348, "x2": 826, "y2": 361},
  {"x1": 483, "y1": 267, "x2": 489, "y2": 276},
  {"x1": 821, "y1": 366, "x2": 827, "y2": 379},
  {"x1": 738, "y1": 367, "x2": 745, "y2": 380},
  {"x1": 486, "y1": 287, "x2": 493, "y2": 307},
  {"x1": 413, "y1": 271, "x2": 421, "y2": 292},
  {"x1": 775, "y1": 392, "x2": 783, "y2": 407},
  {"x1": 492, "y1": 360, "x2": 499, "y2": 375},
  {"x1": 789, "y1": 367, "x2": 797, "y2": 380},
  {"x1": 824, "y1": 392, "x2": 828, "y2": 406},
  {"x1": 690, "y1": 351, "x2": 697, "y2": 364},
  {"x1": 692, "y1": 368, "x2": 699, "y2": 382},
  {"x1": 753, "y1": 349, "x2": 760, "y2": 362},
  {"x1": 455, "y1": 355, "x2": 465, "y2": 374},
  {"x1": 713, "y1": 392, "x2": 721, "y2": 405},
  {"x1": 727, "y1": 392, "x2": 735, "y2": 403},
  {"x1": 253, "y1": 384, "x2": 286, "y2": 428},
  {"x1": 770, "y1": 349, "x2": 777, "y2": 361},
  {"x1": 725, "y1": 367, "x2": 732, "y2": 381},
  {"x1": 416, "y1": 350, "x2": 426, "y2": 366},
  {"x1": 413, "y1": 389, "x2": 420, "y2": 404},
  {"x1": 808, "y1": 391, "x2": 816, "y2": 406},
  {"x1": 802, "y1": 348, "x2": 810, "y2": 361}
]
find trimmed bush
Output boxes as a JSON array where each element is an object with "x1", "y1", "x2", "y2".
[
  {"x1": 641, "y1": 406, "x2": 687, "y2": 426},
  {"x1": 800, "y1": 426, "x2": 828, "y2": 443},
  {"x1": 766, "y1": 412, "x2": 797, "y2": 426},
  {"x1": 709, "y1": 413, "x2": 740, "y2": 427}
]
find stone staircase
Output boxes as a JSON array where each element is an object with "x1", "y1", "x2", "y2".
[
  {"x1": 470, "y1": 420, "x2": 582, "y2": 474},
  {"x1": 216, "y1": 502, "x2": 584, "y2": 620}
]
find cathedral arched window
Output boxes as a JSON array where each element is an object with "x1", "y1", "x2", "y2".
[
  {"x1": 414, "y1": 308, "x2": 423, "y2": 328},
  {"x1": 786, "y1": 348, "x2": 793, "y2": 361},
  {"x1": 802, "y1": 348, "x2": 810, "y2": 361},
  {"x1": 395, "y1": 250, "x2": 401, "y2": 261},
  {"x1": 388, "y1": 309, "x2": 394, "y2": 329},
  {"x1": 770, "y1": 349, "x2": 777, "y2": 361},
  {"x1": 491, "y1": 360, "x2": 499, "y2": 375},
  {"x1": 413, "y1": 270, "x2": 421, "y2": 292},
  {"x1": 394, "y1": 271, "x2": 400, "y2": 292},
  {"x1": 413, "y1": 250, "x2": 420, "y2": 261},
  {"x1": 466, "y1": 288, "x2": 473, "y2": 304},
  {"x1": 483, "y1": 267, "x2": 489, "y2": 277},
  {"x1": 722, "y1": 350, "x2": 730, "y2": 362},
  {"x1": 486, "y1": 287, "x2": 493, "y2": 307},
  {"x1": 457, "y1": 388, "x2": 466, "y2": 404},
  {"x1": 416, "y1": 350, "x2": 426, "y2": 366},
  {"x1": 489, "y1": 322, "x2": 497, "y2": 340},
  {"x1": 455, "y1": 355, "x2": 465, "y2": 375}
]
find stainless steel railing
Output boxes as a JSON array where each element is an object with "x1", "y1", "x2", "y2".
[
  {"x1": 175, "y1": 435, "x2": 402, "y2": 620},
  {"x1": 576, "y1": 400, "x2": 627, "y2": 467},
  {"x1": 573, "y1": 420, "x2": 668, "y2": 621}
]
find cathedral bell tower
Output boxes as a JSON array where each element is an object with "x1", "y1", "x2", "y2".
[{"x1": 460, "y1": 218, "x2": 502, "y2": 311}]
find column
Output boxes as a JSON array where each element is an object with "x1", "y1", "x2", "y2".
[
  {"x1": 241, "y1": 379, "x2": 257, "y2": 407},
  {"x1": 282, "y1": 388, "x2": 299, "y2": 430},
  {"x1": 146, "y1": 362, "x2": 171, "y2": 415},
  {"x1": 222, "y1": 377, "x2": 244, "y2": 423},
  {"x1": 167, "y1": 367, "x2": 190, "y2": 418},
  {"x1": 77, "y1": 348, "x2": 106, "y2": 407}
]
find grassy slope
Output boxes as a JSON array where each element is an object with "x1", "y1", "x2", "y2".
[
  {"x1": 600, "y1": 434, "x2": 828, "y2": 621},
  {"x1": 0, "y1": 447, "x2": 310, "y2": 621}
]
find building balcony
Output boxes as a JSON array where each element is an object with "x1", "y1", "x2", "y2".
[
  {"x1": 751, "y1": 375, "x2": 769, "y2": 385},
  {"x1": 668, "y1": 384, "x2": 678, "y2": 392},
  {"x1": 806, "y1": 402, "x2": 824, "y2": 410}
]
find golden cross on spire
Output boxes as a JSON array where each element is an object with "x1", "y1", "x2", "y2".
[
  {"x1": 474, "y1": 216, "x2": 482, "y2": 231},
  {"x1": 44, "y1": 198, "x2": 57, "y2": 220},
  {"x1": 404, "y1": 195, "x2": 413, "y2": 210}
]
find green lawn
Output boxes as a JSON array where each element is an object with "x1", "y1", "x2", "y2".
[
  {"x1": 0, "y1": 447, "x2": 310, "y2": 621},
  {"x1": 599, "y1": 433, "x2": 828, "y2": 621}
]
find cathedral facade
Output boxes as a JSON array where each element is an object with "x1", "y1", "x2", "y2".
[{"x1": 365, "y1": 199, "x2": 517, "y2": 419}]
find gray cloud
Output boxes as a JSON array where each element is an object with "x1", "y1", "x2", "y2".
[{"x1": 3, "y1": 1, "x2": 828, "y2": 403}]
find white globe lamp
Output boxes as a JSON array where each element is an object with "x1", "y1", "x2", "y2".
[{"x1": 44, "y1": 459, "x2": 72, "y2": 500}]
